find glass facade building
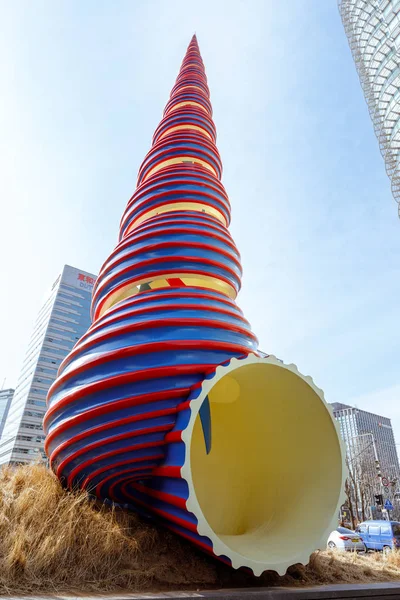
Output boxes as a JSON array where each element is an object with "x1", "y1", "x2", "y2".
[
  {"x1": 331, "y1": 402, "x2": 400, "y2": 488},
  {"x1": 0, "y1": 265, "x2": 95, "y2": 466},
  {"x1": 339, "y1": 0, "x2": 400, "y2": 216},
  {"x1": 0, "y1": 388, "x2": 14, "y2": 439}
]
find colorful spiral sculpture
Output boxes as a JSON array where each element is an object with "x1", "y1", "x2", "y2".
[{"x1": 45, "y1": 36, "x2": 346, "y2": 575}]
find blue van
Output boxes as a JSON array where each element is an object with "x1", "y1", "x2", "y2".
[{"x1": 355, "y1": 520, "x2": 400, "y2": 552}]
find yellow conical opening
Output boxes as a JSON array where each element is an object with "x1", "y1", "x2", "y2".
[{"x1": 185, "y1": 355, "x2": 345, "y2": 574}]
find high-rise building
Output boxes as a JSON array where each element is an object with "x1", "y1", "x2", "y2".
[
  {"x1": 0, "y1": 265, "x2": 95, "y2": 466},
  {"x1": 331, "y1": 402, "x2": 400, "y2": 486},
  {"x1": 338, "y1": 0, "x2": 400, "y2": 216},
  {"x1": 0, "y1": 388, "x2": 14, "y2": 439}
]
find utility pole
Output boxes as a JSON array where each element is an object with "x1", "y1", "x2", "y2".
[
  {"x1": 370, "y1": 434, "x2": 387, "y2": 520},
  {"x1": 349, "y1": 432, "x2": 384, "y2": 520}
]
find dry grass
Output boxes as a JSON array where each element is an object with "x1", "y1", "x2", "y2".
[
  {"x1": 0, "y1": 463, "x2": 218, "y2": 594},
  {"x1": 1, "y1": 464, "x2": 400, "y2": 595}
]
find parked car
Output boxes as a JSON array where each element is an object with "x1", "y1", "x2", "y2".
[
  {"x1": 355, "y1": 520, "x2": 400, "y2": 553},
  {"x1": 327, "y1": 527, "x2": 365, "y2": 552}
]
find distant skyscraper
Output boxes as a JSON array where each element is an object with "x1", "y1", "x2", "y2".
[
  {"x1": 331, "y1": 402, "x2": 400, "y2": 485},
  {"x1": 0, "y1": 389, "x2": 14, "y2": 439},
  {"x1": 338, "y1": 0, "x2": 400, "y2": 216},
  {"x1": 0, "y1": 265, "x2": 95, "y2": 466}
]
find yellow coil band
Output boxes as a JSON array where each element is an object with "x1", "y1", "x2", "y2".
[
  {"x1": 125, "y1": 202, "x2": 227, "y2": 234},
  {"x1": 175, "y1": 85, "x2": 206, "y2": 94},
  {"x1": 182, "y1": 62, "x2": 202, "y2": 68},
  {"x1": 158, "y1": 125, "x2": 212, "y2": 141},
  {"x1": 99, "y1": 273, "x2": 237, "y2": 317},
  {"x1": 166, "y1": 101, "x2": 208, "y2": 114},
  {"x1": 142, "y1": 157, "x2": 217, "y2": 182}
]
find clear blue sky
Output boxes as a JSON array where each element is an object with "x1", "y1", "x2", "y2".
[{"x1": 1, "y1": 1, "x2": 400, "y2": 448}]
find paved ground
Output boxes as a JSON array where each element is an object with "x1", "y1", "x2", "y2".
[{"x1": 5, "y1": 583, "x2": 400, "y2": 600}]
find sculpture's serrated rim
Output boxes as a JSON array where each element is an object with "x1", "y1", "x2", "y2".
[{"x1": 180, "y1": 352, "x2": 347, "y2": 576}]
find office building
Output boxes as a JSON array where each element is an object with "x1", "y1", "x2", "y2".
[
  {"x1": 331, "y1": 402, "x2": 400, "y2": 486},
  {"x1": 0, "y1": 265, "x2": 95, "y2": 466},
  {"x1": 339, "y1": 0, "x2": 400, "y2": 216},
  {"x1": 0, "y1": 388, "x2": 14, "y2": 439}
]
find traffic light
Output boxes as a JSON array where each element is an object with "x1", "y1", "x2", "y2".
[{"x1": 374, "y1": 494, "x2": 383, "y2": 506}]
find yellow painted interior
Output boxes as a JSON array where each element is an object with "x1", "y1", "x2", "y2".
[
  {"x1": 98, "y1": 273, "x2": 236, "y2": 317},
  {"x1": 166, "y1": 101, "x2": 208, "y2": 114},
  {"x1": 125, "y1": 202, "x2": 226, "y2": 233},
  {"x1": 191, "y1": 363, "x2": 342, "y2": 563},
  {"x1": 142, "y1": 157, "x2": 217, "y2": 182},
  {"x1": 158, "y1": 125, "x2": 212, "y2": 141}
]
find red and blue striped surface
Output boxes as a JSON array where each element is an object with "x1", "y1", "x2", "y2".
[{"x1": 45, "y1": 35, "x2": 260, "y2": 568}]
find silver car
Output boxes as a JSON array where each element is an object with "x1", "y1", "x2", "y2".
[{"x1": 327, "y1": 526, "x2": 365, "y2": 552}]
